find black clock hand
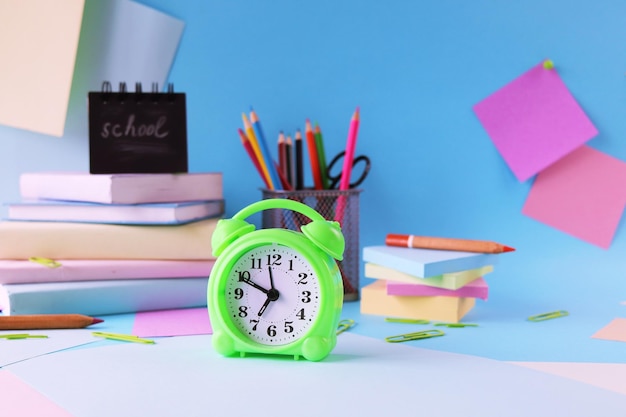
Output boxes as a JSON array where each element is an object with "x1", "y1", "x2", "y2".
[
  {"x1": 258, "y1": 297, "x2": 271, "y2": 316},
  {"x1": 268, "y1": 266, "x2": 276, "y2": 290},
  {"x1": 239, "y1": 275, "x2": 269, "y2": 294},
  {"x1": 258, "y1": 267, "x2": 280, "y2": 317}
]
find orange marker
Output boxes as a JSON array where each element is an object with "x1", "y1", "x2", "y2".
[{"x1": 385, "y1": 234, "x2": 515, "y2": 254}]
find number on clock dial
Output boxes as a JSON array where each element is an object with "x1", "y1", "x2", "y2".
[{"x1": 225, "y1": 244, "x2": 320, "y2": 345}]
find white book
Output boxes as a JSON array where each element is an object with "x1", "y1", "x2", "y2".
[
  {"x1": 19, "y1": 171, "x2": 223, "y2": 204},
  {"x1": 5, "y1": 199, "x2": 224, "y2": 225},
  {"x1": 0, "y1": 278, "x2": 209, "y2": 316}
]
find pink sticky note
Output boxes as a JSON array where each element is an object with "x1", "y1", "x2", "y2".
[
  {"x1": 386, "y1": 277, "x2": 489, "y2": 300},
  {"x1": 473, "y1": 61, "x2": 598, "y2": 182},
  {"x1": 592, "y1": 318, "x2": 626, "y2": 343},
  {"x1": 132, "y1": 307, "x2": 212, "y2": 337},
  {"x1": 0, "y1": 370, "x2": 73, "y2": 416},
  {"x1": 522, "y1": 146, "x2": 626, "y2": 249}
]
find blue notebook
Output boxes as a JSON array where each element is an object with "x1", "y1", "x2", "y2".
[{"x1": 362, "y1": 246, "x2": 498, "y2": 278}]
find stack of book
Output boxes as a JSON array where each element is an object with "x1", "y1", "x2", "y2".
[
  {"x1": 360, "y1": 244, "x2": 499, "y2": 323},
  {"x1": 0, "y1": 171, "x2": 224, "y2": 316}
]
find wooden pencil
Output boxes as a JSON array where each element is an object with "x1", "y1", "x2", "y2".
[
  {"x1": 0, "y1": 314, "x2": 104, "y2": 330},
  {"x1": 305, "y1": 119, "x2": 323, "y2": 190},
  {"x1": 385, "y1": 234, "x2": 515, "y2": 254},
  {"x1": 294, "y1": 129, "x2": 304, "y2": 190}
]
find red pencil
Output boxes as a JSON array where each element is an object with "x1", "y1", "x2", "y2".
[
  {"x1": 239, "y1": 128, "x2": 271, "y2": 189},
  {"x1": 385, "y1": 234, "x2": 515, "y2": 254},
  {"x1": 305, "y1": 119, "x2": 323, "y2": 190}
]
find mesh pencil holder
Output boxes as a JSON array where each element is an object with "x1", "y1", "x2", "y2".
[{"x1": 261, "y1": 188, "x2": 362, "y2": 301}]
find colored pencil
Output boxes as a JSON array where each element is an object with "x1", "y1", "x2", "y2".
[
  {"x1": 274, "y1": 161, "x2": 293, "y2": 191},
  {"x1": 285, "y1": 135, "x2": 294, "y2": 188},
  {"x1": 314, "y1": 123, "x2": 329, "y2": 189},
  {"x1": 305, "y1": 119, "x2": 323, "y2": 190},
  {"x1": 250, "y1": 108, "x2": 282, "y2": 190},
  {"x1": 334, "y1": 107, "x2": 360, "y2": 224},
  {"x1": 339, "y1": 107, "x2": 360, "y2": 191},
  {"x1": 239, "y1": 128, "x2": 271, "y2": 189},
  {"x1": 278, "y1": 131, "x2": 287, "y2": 180},
  {"x1": 385, "y1": 234, "x2": 516, "y2": 254},
  {"x1": 294, "y1": 129, "x2": 304, "y2": 190},
  {"x1": 242, "y1": 113, "x2": 273, "y2": 189},
  {"x1": 0, "y1": 314, "x2": 104, "y2": 330}
]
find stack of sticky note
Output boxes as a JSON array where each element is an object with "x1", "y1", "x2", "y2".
[{"x1": 361, "y1": 246, "x2": 498, "y2": 323}]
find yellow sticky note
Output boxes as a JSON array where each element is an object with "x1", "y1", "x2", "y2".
[{"x1": 360, "y1": 280, "x2": 475, "y2": 323}]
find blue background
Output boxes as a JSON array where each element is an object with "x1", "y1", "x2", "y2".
[{"x1": 4, "y1": 0, "x2": 626, "y2": 362}]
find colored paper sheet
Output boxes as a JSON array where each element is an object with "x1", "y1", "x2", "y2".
[
  {"x1": 522, "y1": 146, "x2": 626, "y2": 248},
  {"x1": 8, "y1": 333, "x2": 626, "y2": 416},
  {"x1": 0, "y1": 370, "x2": 73, "y2": 417},
  {"x1": 363, "y1": 245, "x2": 497, "y2": 278},
  {"x1": 0, "y1": 0, "x2": 84, "y2": 136},
  {"x1": 473, "y1": 61, "x2": 598, "y2": 182},
  {"x1": 132, "y1": 308, "x2": 212, "y2": 337},
  {"x1": 0, "y1": 329, "x2": 99, "y2": 367},
  {"x1": 365, "y1": 263, "x2": 493, "y2": 290},
  {"x1": 510, "y1": 362, "x2": 626, "y2": 396},
  {"x1": 387, "y1": 277, "x2": 489, "y2": 300},
  {"x1": 592, "y1": 318, "x2": 626, "y2": 343}
]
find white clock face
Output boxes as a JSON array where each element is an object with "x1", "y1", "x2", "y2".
[{"x1": 224, "y1": 243, "x2": 321, "y2": 346}]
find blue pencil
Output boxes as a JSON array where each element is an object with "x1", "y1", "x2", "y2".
[{"x1": 249, "y1": 108, "x2": 282, "y2": 190}]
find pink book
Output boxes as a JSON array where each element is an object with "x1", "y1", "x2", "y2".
[
  {"x1": 0, "y1": 259, "x2": 214, "y2": 285},
  {"x1": 386, "y1": 277, "x2": 489, "y2": 300}
]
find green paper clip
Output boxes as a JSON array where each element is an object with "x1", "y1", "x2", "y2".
[
  {"x1": 92, "y1": 331, "x2": 155, "y2": 344},
  {"x1": 28, "y1": 257, "x2": 62, "y2": 268},
  {"x1": 527, "y1": 310, "x2": 569, "y2": 322},
  {"x1": 337, "y1": 319, "x2": 355, "y2": 335},
  {"x1": 434, "y1": 322, "x2": 478, "y2": 328},
  {"x1": 0, "y1": 333, "x2": 49, "y2": 340},
  {"x1": 385, "y1": 329, "x2": 445, "y2": 343},
  {"x1": 384, "y1": 318, "x2": 430, "y2": 324}
]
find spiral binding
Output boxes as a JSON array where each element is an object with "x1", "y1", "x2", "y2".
[{"x1": 99, "y1": 81, "x2": 178, "y2": 103}]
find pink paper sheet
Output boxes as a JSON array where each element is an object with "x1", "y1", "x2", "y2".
[
  {"x1": 592, "y1": 318, "x2": 626, "y2": 343},
  {"x1": 473, "y1": 61, "x2": 598, "y2": 182},
  {"x1": 132, "y1": 308, "x2": 212, "y2": 337},
  {"x1": 0, "y1": 370, "x2": 73, "y2": 416},
  {"x1": 522, "y1": 146, "x2": 626, "y2": 248},
  {"x1": 386, "y1": 277, "x2": 488, "y2": 300}
]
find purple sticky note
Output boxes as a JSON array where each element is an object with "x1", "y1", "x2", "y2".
[
  {"x1": 132, "y1": 308, "x2": 212, "y2": 337},
  {"x1": 473, "y1": 61, "x2": 598, "y2": 182},
  {"x1": 522, "y1": 146, "x2": 626, "y2": 249}
]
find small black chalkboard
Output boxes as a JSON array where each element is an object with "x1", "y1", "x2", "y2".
[{"x1": 88, "y1": 82, "x2": 188, "y2": 174}]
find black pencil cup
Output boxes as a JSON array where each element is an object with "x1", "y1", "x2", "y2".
[{"x1": 261, "y1": 188, "x2": 362, "y2": 301}]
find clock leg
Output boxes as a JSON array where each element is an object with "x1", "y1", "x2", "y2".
[
  {"x1": 302, "y1": 336, "x2": 333, "y2": 361},
  {"x1": 212, "y1": 331, "x2": 237, "y2": 357}
]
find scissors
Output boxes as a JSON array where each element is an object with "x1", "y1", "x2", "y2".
[{"x1": 326, "y1": 150, "x2": 371, "y2": 189}]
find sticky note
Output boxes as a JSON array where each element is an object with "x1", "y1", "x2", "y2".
[
  {"x1": 473, "y1": 61, "x2": 598, "y2": 182},
  {"x1": 592, "y1": 318, "x2": 626, "y2": 343},
  {"x1": 386, "y1": 277, "x2": 489, "y2": 300},
  {"x1": 0, "y1": 0, "x2": 85, "y2": 136},
  {"x1": 132, "y1": 308, "x2": 212, "y2": 337},
  {"x1": 363, "y1": 246, "x2": 497, "y2": 278},
  {"x1": 522, "y1": 146, "x2": 626, "y2": 248},
  {"x1": 360, "y1": 280, "x2": 475, "y2": 323}
]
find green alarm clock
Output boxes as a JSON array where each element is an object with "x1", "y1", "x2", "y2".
[{"x1": 207, "y1": 198, "x2": 345, "y2": 361}]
